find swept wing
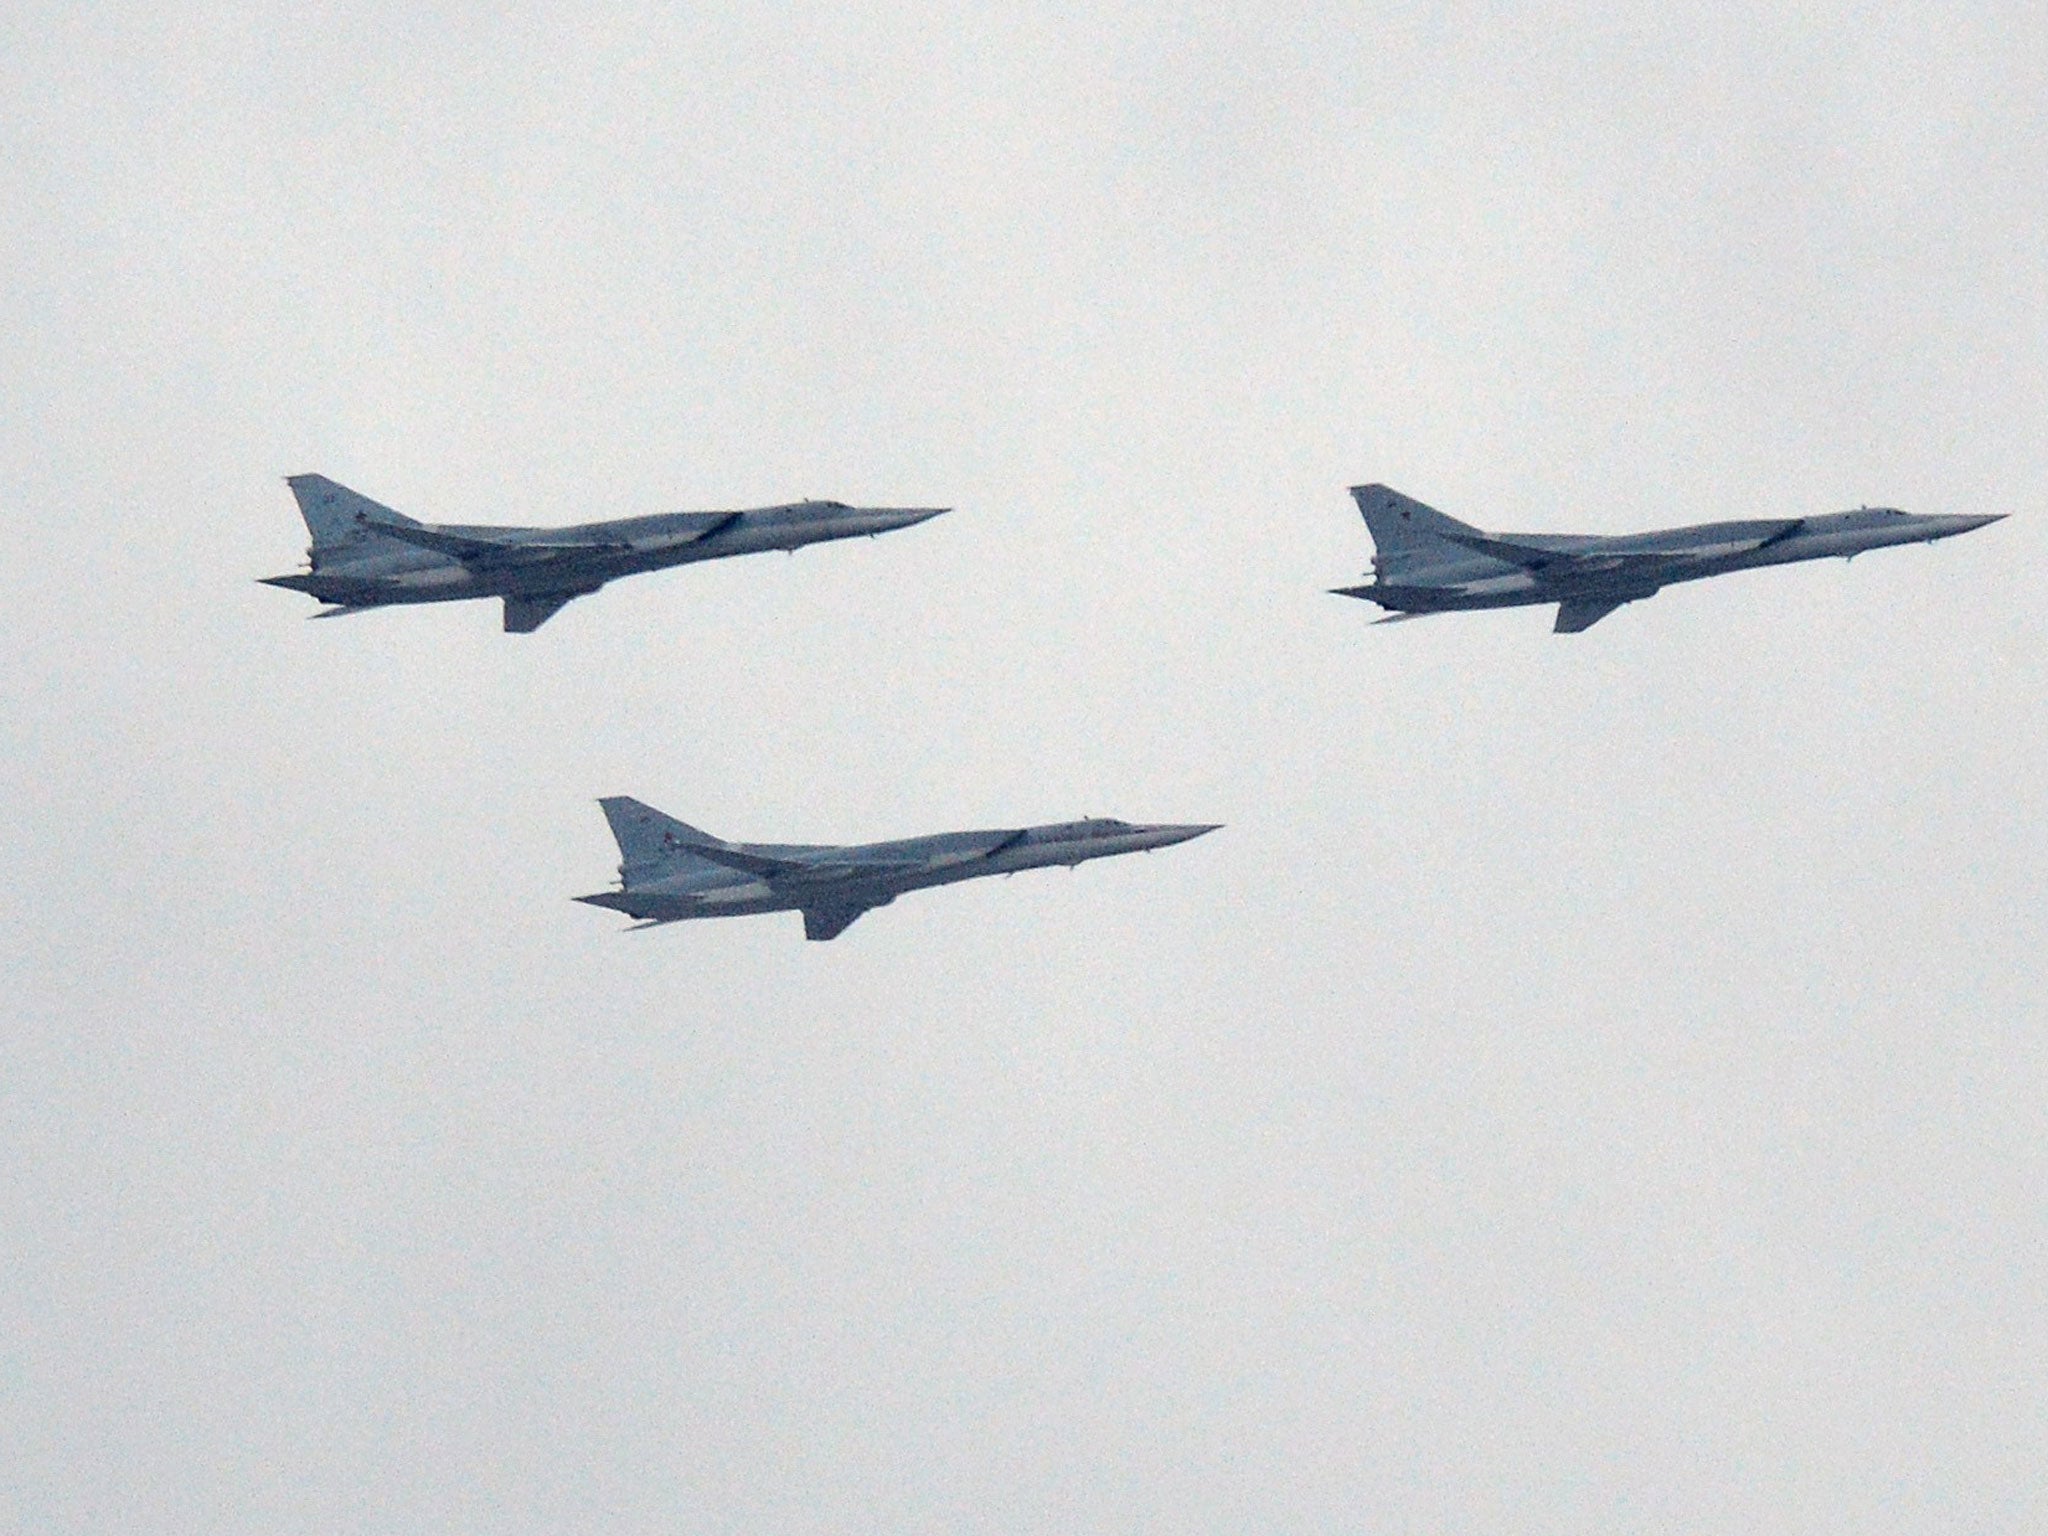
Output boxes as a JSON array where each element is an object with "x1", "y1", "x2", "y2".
[
  {"x1": 360, "y1": 519, "x2": 630, "y2": 565},
  {"x1": 676, "y1": 828, "x2": 1030, "y2": 884},
  {"x1": 1442, "y1": 520, "x2": 1803, "y2": 574},
  {"x1": 362, "y1": 511, "x2": 744, "y2": 570}
]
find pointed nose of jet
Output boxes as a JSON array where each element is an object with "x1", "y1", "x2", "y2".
[
  {"x1": 1136, "y1": 822, "x2": 1223, "y2": 850},
  {"x1": 875, "y1": 506, "x2": 950, "y2": 531},
  {"x1": 1915, "y1": 512, "x2": 2007, "y2": 540}
]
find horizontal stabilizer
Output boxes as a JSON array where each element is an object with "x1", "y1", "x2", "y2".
[{"x1": 1328, "y1": 584, "x2": 1435, "y2": 621}]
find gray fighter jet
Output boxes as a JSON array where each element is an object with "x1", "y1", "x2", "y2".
[
  {"x1": 577, "y1": 797, "x2": 1221, "y2": 940},
  {"x1": 1333, "y1": 484, "x2": 2005, "y2": 632},
  {"x1": 262, "y1": 474, "x2": 948, "y2": 631}
]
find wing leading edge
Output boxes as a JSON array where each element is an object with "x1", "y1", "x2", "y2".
[
  {"x1": 358, "y1": 519, "x2": 631, "y2": 565},
  {"x1": 1442, "y1": 521, "x2": 1803, "y2": 573},
  {"x1": 363, "y1": 511, "x2": 746, "y2": 569}
]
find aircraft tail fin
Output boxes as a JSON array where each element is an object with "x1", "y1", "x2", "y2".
[
  {"x1": 1349, "y1": 485, "x2": 1485, "y2": 578},
  {"x1": 285, "y1": 475, "x2": 424, "y2": 562},
  {"x1": 597, "y1": 796, "x2": 728, "y2": 881}
]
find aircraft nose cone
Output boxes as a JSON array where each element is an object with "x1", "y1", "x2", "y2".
[
  {"x1": 1145, "y1": 823, "x2": 1222, "y2": 847},
  {"x1": 895, "y1": 506, "x2": 950, "y2": 527},
  {"x1": 1914, "y1": 512, "x2": 2007, "y2": 541}
]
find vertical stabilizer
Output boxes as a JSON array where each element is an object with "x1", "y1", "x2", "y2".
[
  {"x1": 1349, "y1": 484, "x2": 1485, "y2": 579},
  {"x1": 597, "y1": 797, "x2": 727, "y2": 882},
  {"x1": 285, "y1": 475, "x2": 424, "y2": 563}
]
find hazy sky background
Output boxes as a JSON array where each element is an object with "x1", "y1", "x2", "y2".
[{"x1": 4, "y1": 2, "x2": 2044, "y2": 1530}]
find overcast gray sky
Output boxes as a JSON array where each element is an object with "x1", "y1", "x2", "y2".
[{"x1": 4, "y1": 2, "x2": 2045, "y2": 1531}]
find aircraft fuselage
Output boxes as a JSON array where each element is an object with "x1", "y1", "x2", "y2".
[
  {"x1": 266, "y1": 500, "x2": 947, "y2": 613},
  {"x1": 577, "y1": 816, "x2": 1220, "y2": 930},
  {"x1": 1339, "y1": 498, "x2": 2004, "y2": 626}
]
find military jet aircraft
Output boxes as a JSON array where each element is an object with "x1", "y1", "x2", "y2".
[
  {"x1": 577, "y1": 797, "x2": 1221, "y2": 941},
  {"x1": 1333, "y1": 484, "x2": 2005, "y2": 632},
  {"x1": 262, "y1": 474, "x2": 948, "y2": 631}
]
